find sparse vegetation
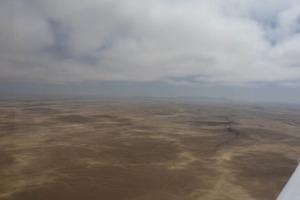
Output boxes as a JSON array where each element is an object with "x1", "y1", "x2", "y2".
[{"x1": 0, "y1": 99, "x2": 300, "y2": 200}]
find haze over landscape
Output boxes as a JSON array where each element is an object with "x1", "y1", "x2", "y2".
[{"x1": 1, "y1": 1, "x2": 300, "y2": 200}]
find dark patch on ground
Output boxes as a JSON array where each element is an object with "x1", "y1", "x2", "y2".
[
  {"x1": 0, "y1": 122, "x2": 37, "y2": 134},
  {"x1": 179, "y1": 135, "x2": 219, "y2": 157},
  {"x1": 102, "y1": 140, "x2": 181, "y2": 164},
  {"x1": 0, "y1": 120, "x2": 57, "y2": 135},
  {"x1": 91, "y1": 114, "x2": 118, "y2": 119},
  {"x1": 215, "y1": 126, "x2": 241, "y2": 150},
  {"x1": 90, "y1": 115, "x2": 133, "y2": 126},
  {"x1": 239, "y1": 128, "x2": 300, "y2": 143},
  {"x1": 188, "y1": 120, "x2": 238, "y2": 126},
  {"x1": 56, "y1": 115, "x2": 95, "y2": 124},
  {"x1": 0, "y1": 151, "x2": 15, "y2": 168},
  {"x1": 230, "y1": 152, "x2": 296, "y2": 200},
  {"x1": 154, "y1": 112, "x2": 174, "y2": 116},
  {"x1": 22, "y1": 108, "x2": 60, "y2": 115},
  {"x1": 12, "y1": 165, "x2": 209, "y2": 200}
]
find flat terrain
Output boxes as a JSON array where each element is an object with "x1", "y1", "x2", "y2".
[{"x1": 1, "y1": 99, "x2": 300, "y2": 200}]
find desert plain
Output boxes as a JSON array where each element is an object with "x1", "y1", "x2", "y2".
[{"x1": 1, "y1": 98, "x2": 300, "y2": 200}]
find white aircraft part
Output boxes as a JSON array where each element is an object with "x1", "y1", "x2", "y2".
[{"x1": 276, "y1": 162, "x2": 300, "y2": 200}]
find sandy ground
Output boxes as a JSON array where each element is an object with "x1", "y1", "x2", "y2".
[{"x1": 1, "y1": 99, "x2": 300, "y2": 200}]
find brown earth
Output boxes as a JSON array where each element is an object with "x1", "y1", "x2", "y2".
[{"x1": 1, "y1": 99, "x2": 300, "y2": 200}]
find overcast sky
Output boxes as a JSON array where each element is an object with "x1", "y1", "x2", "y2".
[{"x1": 1, "y1": 0, "x2": 300, "y2": 103}]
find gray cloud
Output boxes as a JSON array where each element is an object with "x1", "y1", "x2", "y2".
[{"x1": 1, "y1": 0, "x2": 300, "y2": 86}]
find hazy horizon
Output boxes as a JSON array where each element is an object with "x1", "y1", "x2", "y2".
[
  {"x1": 1, "y1": 0, "x2": 300, "y2": 104},
  {"x1": 2, "y1": 80, "x2": 300, "y2": 105}
]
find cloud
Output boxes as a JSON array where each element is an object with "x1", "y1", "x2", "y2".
[{"x1": 1, "y1": 0, "x2": 300, "y2": 86}]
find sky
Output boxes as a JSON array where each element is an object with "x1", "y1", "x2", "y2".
[{"x1": 1, "y1": 0, "x2": 300, "y2": 103}]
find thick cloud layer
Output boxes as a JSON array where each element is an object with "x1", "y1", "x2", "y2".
[{"x1": 1, "y1": 0, "x2": 300, "y2": 86}]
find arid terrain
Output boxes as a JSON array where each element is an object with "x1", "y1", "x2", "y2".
[{"x1": 1, "y1": 98, "x2": 300, "y2": 200}]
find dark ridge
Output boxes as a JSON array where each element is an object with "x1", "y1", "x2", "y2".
[
  {"x1": 91, "y1": 114, "x2": 133, "y2": 124},
  {"x1": 56, "y1": 115, "x2": 95, "y2": 123},
  {"x1": 0, "y1": 122, "x2": 35, "y2": 133},
  {"x1": 23, "y1": 108, "x2": 61, "y2": 115},
  {"x1": 154, "y1": 112, "x2": 173, "y2": 116},
  {"x1": 239, "y1": 128, "x2": 300, "y2": 143},
  {"x1": 23, "y1": 103, "x2": 52, "y2": 107},
  {"x1": 189, "y1": 121, "x2": 238, "y2": 126},
  {"x1": 281, "y1": 120, "x2": 296, "y2": 126},
  {"x1": 215, "y1": 126, "x2": 240, "y2": 150},
  {"x1": 91, "y1": 114, "x2": 118, "y2": 119},
  {"x1": 113, "y1": 118, "x2": 132, "y2": 123}
]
